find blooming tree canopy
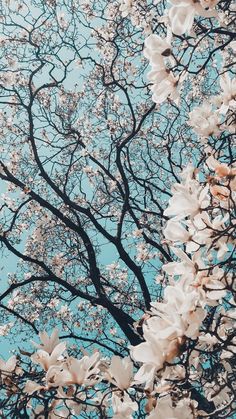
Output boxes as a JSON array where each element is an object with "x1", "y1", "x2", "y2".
[{"x1": 0, "y1": 0, "x2": 235, "y2": 417}]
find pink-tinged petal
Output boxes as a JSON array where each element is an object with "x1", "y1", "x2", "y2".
[
  {"x1": 5, "y1": 356, "x2": 17, "y2": 372},
  {"x1": 24, "y1": 380, "x2": 45, "y2": 395}
]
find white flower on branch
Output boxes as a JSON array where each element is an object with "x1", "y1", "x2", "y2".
[
  {"x1": 164, "y1": 219, "x2": 190, "y2": 243},
  {"x1": 188, "y1": 103, "x2": 222, "y2": 137},
  {"x1": 147, "y1": 393, "x2": 196, "y2": 418},
  {"x1": 168, "y1": 0, "x2": 219, "y2": 35},
  {"x1": 31, "y1": 328, "x2": 60, "y2": 354},
  {"x1": 112, "y1": 392, "x2": 138, "y2": 419},
  {"x1": 151, "y1": 284, "x2": 206, "y2": 339},
  {"x1": 144, "y1": 34, "x2": 172, "y2": 61},
  {"x1": 31, "y1": 342, "x2": 66, "y2": 371},
  {"x1": 0, "y1": 355, "x2": 17, "y2": 376},
  {"x1": 164, "y1": 179, "x2": 209, "y2": 220},
  {"x1": 24, "y1": 380, "x2": 45, "y2": 395},
  {"x1": 219, "y1": 73, "x2": 236, "y2": 113},
  {"x1": 151, "y1": 72, "x2": 182, "y2": 105},
  {"x1": 105, "y1": 355, "x2": 133, "y2": 390}
]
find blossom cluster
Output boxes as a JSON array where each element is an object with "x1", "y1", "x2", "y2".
[
  {"x1": 0, "y1": 0, "x2": 235, "y2": 417},
  {"x1": 138, "y1": 0, "x2": 235, "y2": 106},
  {"x1": 143, "y1": 34, "x2": 182, "y2": 104},
  {"x1": 189, "y1": 73, "x2": 236, "y2": 138},
  {"x1": 1, "y1": 158, "x2": 235, "y2": 417}
]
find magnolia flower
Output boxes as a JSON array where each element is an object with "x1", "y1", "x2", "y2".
[
  {"x1": 162, "y1": 247, "x2": 203, "y2": 277},
  {"x1": 164, "y1": 219, "x2": 190, "y2": 243},
  {"x1": 193, "y1": 270, "x2": 226, "y2": 304},
  {"x1": 146, "y1": 55, "x2": 169, "y2": 80},
  {"x1": 210, "y1": 184, "x2": 230, "y2": 201},
  {"x1": 169, "y1": 0, "x2": 218, "y2": 35},
  {"x1": 179, "y1": 164, "x2": 198, "y2": 183},
  {"x1": 148, "y1": 394, "x2": 194, "y2": 419},
  {"x1": 32, "y1": 328, "x2": 60, "y2": 354},
  {"x1": 49, "y1": 410, "x2": 69, "y2": 419},
  {"x1": 151, "y1": 72, "x2": 181, "y2": 104},
  {"x1": 143, "y1": 33, "x2": 185, "y2": 106},
  {"x1": 190, "y1": 211, "x2": 230, "y2": 256},
  {"x1": 46, "y1": 364, "x2": 73, "y2": 388},
  {"x1": 188, "y1": 103, "x2": 222, "y2": 137},
  {"x1": 130, "y1": 323, "x2": 167, "y2": 369},
  {"x1": 144, "y1": 34, "x2": 172, "y2": 61},
  {"x1": 198, "y1": 333, "x2": 218, "y2": 348},
  {"x1": 112, "y1": 392, "x2": 138, "y2": 419},
  {"x1": 0, "y1": 355, "x2": 17, "y2": 376},
  {"x1": 45, "y1": 352, "x2": 100, "y2": 387},
  {"x1": 65, "y1": 352, "x2": 100, "y2": 386},
  {"x1": 134, "y1": 363, "x2": 157, "y2": 389},
  {"x1": 151, "y1": 285, "x2": 206, "y2": 339},
  {"x1": 131, "y1": 315, "x2": 186, "y2": 383},
  {"x1": 216, "y1": 164, "x2": 235, "y2": 178},
  {"x1": 120, "y1": 0, "x2": 132, "y2": 18},
  {"x1": 155, "y1": 284, "x2": 199, "y2": 315},
  {"x1": 169, "y1": 2, "x2": 196, "y2": 35},
  {"x1": 183, "y1": 308, "x2": 207, "y2": 338},
  {"x1": 146, "y1": 310, "x2": 184, "y2": 342},
  {"x1": 219, "y1": 73, "x2": 236, "y2": 113},
  {"x1": 105, "y1": 356, "x2": 133, "y2": 390},
  {"x1": 160, "y1": 364, "x2": 186, "y2": 382},
  {"x1": 206, "y1": 155, "x2": 231, "y2": 176},
  {"x1": 24, "y1": 380, "x2": 45, "y2": 395},
  {"x1": 164, "y1": 182, "x2": 209, "y2": 220},
  {"x1": 31, "y1": 342, "x2": 66, "y2": 371},
  {"x1": 215, "y1": 239, "x2": 230, "y2": 259},
  {"x1": 206, "y1": 156, "x2": 236, "y2": 193}
]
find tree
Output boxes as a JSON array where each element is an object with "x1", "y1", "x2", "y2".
[{"x1": 0, "y1": 0, "x2": 235, "y2": 417}]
